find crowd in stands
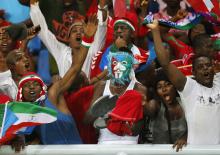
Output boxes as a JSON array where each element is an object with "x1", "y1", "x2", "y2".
[{"x1": 0, "y1": 0, "x2": 220, "y2": 153}]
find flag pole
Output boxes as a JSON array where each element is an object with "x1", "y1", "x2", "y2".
[{"x1": 0, "y1": 102, "x2": 9, "y2": 139}]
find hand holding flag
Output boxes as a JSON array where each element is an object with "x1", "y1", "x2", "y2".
[{"x1": 0, "y1": 101, "x2": 57, "y2": 144}]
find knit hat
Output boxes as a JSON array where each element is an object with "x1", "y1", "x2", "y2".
[
  {"x1": 113, "y1": 11, "x2": 138, "y2": 32},
  {"x1": 16, "y1": 72, "x2": 47, "y2": 102}
]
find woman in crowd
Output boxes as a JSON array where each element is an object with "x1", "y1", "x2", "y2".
[{"x1": 146, "y1": 69, "x2": 187, "y2": 152}]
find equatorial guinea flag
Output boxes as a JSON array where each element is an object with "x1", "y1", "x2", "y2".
[
  {"x1": 187, "y1": 0, "x2": 220, "y2": 17},
  {"x1": 0, "y1": 102, "x2": 57, "y2": 144}
]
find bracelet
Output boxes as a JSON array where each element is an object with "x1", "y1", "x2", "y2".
[{"x1": 81, "y1": 36, "x2": 94, "y2": 48}]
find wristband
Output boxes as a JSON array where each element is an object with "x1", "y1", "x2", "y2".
[{"x1": 81, "y1": 36, "x2": 94, "y2": 48}]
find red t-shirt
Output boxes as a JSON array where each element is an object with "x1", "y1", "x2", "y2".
[{"x1": 65, "y1": 85, "x2": 98, "y2": 144}]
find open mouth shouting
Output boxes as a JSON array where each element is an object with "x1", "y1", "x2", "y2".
[
  {"x1": 162, "y1": 94, "x2": 172, "y2": 102},
  {"x1": 76, "y1": 36, "x2": 81, "y2": 42}
]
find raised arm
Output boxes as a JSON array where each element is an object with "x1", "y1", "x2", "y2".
[
  {"x1": 89, "y1": 69, "x2": 108, "y2": 85},
  {"x1": 19, "y1": 25, "x2": 41, "y2": 53},
  {"x1": 147, "y1": 20, "x2": 186, "y2": 91},
  {"x1": 48, "y1": 14, "x2": 98, "y2": 106},
  {"x1": 159, "y1": 9, "x2": 188, "y2": 33},
  {"x1": 30, "y1": 0, "x2": 67, "y2": 64},
  {"x1": 82, "y1": 0, "x2": 108, "y2": 78}
]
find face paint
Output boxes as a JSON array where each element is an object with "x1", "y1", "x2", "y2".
[
  {"x1": 111, "y1": 55, "x2": 132, "y2": 79},
  {"x1": 108, "y1": 52, "x2": 135, "y2": 85}
]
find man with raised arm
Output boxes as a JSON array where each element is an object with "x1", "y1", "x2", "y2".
[
  {"x1": 30, "y1": 0, "x2": 107, "y2": 79},
  {"x1": 147, "y1": 20, "x2": 220, "y2": 144}
]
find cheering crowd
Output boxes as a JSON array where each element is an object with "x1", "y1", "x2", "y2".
[{"x1": 0, "y1": 0, "x2": 220, "y2": 153}]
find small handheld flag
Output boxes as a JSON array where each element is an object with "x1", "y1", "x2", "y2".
[{"x1": 0, "y1": 102, "x2": 57, "y2": 144}]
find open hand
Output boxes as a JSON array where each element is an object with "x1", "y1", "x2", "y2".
[{"x1": 84, "y1": 14, "x2": 98, "y2": 38}]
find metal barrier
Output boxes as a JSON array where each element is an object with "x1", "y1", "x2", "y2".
[{"x1": 1, "y1": 145, "x2": 220, "y2": 155}]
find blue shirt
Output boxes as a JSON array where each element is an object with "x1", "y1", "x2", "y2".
[{"x1": 36, "y1": 98, "x2": 82, "y2": 144}]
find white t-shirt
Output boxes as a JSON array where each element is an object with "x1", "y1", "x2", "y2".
[
  {"x1": 178, "y1": 73, "x2": 220, "y2": 144},
  {"x1": 0, "y1": 70, "x2": 18, "y2": 100}
]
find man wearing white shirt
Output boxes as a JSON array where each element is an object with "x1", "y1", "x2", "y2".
[
  {"x1": 147, "y1": 20, "x2": 220, "y2": 144},
  {"x1": 30, "y1": 0, "x2": 107, "y2": 79}
]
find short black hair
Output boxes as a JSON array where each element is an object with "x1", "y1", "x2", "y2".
[
  {"x1": 192, "y1": 33, "x2": 210, "y2": 50},
  {"x1": 192, "y1": 54, "x2": 212, "y2": 70},
  {"x1": 203, "y1": 21, "x2": 215, "y2": 35},
  {"x1": 188, "y1": 20, "x2": 215, "y2": 45},
  {"x1": 155, "y1": 68, "x2": 170, "y2": 85},
  {"x1": 6, "y1": 50, "x2": 20, "y2": 65},
  {"x1": 6, "y1": 23, "x2": 28, "y2": 41}
]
